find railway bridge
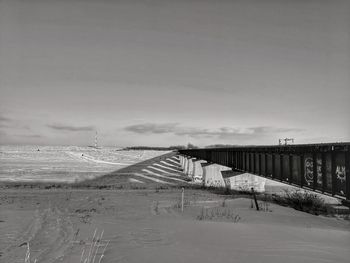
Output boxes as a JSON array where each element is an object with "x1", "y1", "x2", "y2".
[{"x1": 178, "y1": 143, "x2": 350, "y2": 201}]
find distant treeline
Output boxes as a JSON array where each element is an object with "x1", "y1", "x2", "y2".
[
  {"x1": 205, "y1": 144, "x2": 239, "y2": 148},
  {"x1": 123, "y1": 145, "x2": 187, "y2": 151},
  {"x1": 123, "y1": 143, "x2": 239, "y2": 151}
]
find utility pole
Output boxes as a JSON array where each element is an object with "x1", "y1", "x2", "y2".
[{"x1": 94, "y1": 131, "x2": 98, "y2": 148}]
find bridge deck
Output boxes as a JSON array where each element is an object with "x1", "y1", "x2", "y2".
[{"x1": 179, "y1": 143, "x2": 350, "y2": 201}]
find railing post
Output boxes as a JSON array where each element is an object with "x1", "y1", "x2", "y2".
[
  {"x1": 243, "y1": 151, "x2": 245, "y2": 171},
  {"x1": 321, "y1": 153, "x2": 327, "y2": 193},
  {"x1": 237, "y1": 151, "x2": 240, "y2": 170},
  {"x1": 249, "y1": 153, "x2": 252, "y2": 173},
  {"x1": 272, "y1": 153, "x2": 275, "y2": 179},
  {"x1": 233, "y1": 151, "x2": 237, "y2": 169},
  {"x1": 253, "y1": 152, "x2": 256, "y2": 174},
  {"x1": 345, "y1": 150, "x2": 350, "y2": 200},
  {"x1": 289, "y1": 154, "x2": 293, "y2": 184},
  {"x1": 313, "y1": 153, "x2": 317, "y2": 191},
  {"x1": 238, "y1": 151, "x2": 241, "y2": 170},
  {"x1": 235, "y1": 151, "x2": 238, "y2": 169},
  {"x1": 227, "y1": 151, "x2": 230, "y2": 167},
  {"x1": 331, "y1": 152, "x2": 336, "y2": 196},
  {"x1": 280, "y1": 154, "x2": 284, "y2": 181},
  {"x1": 300, "y1": 154, "x2": 304, "y2": 188}
]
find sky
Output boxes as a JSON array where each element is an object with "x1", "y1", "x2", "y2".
[{"x1": 0, "y1": 0, "x2": 349, "y2": 147}]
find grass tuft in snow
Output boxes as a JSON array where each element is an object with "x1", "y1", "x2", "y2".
[
  {"x1": 80, "y1": 229, "x2": 109, "y2": 263},
  {"x1": 273, "y1": 190, "x2": 327, "y2": 214},
  {"x1": 24, "y1": 243, "x2": 37, "y2": 263}
]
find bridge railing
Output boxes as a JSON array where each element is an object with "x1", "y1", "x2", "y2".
[{"x1": 178, "y1": 143, "x2": 350, "y2": 201}]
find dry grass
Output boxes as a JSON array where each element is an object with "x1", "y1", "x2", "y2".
[
  {"x1": 273, "y1": 190, "x2": 327, "y2": 215},
  {"x1": 173, "y1": 197, "x2": 191, "y2": 209},
  {"x1": 24, "y1": 243, "x2": 37, "y2": 263},
  {"x1": 197, "y1": 206, "x2": 241, "y2": 223},
  {"x1": 80, "y1": 229, "x2": 109, "y2": 263}
]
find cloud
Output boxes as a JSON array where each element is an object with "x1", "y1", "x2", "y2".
[
  {"x1": 0, "y1": 114, "x2": 12, "y2": 126},
  {"x1": 124, "y1": 123, "x2": 179, "y2": 134},
  {"x1": 0, "y1": 115, "x2": 12, "y2": 122},
  {"x1": 47, "y1": 124, "x2": 95, "y2": 132},
  {"x1": 17, "y1": 134, "x2": 43, "y2": 138},
  {"x1": 0, "y1": 114, "x2": 31, "y2": 130},
  {"x1": 124, "y1": 123, "x2": 303, "y2": 139},
  {"x1": 0, "y1": 123, "x2": 10, "y2": 128},
  {"x1": 173, "y1": 126, "x2": 302, "y2": 138}
]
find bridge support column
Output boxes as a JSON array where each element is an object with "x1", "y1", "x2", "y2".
[
  {"x1": 182, "y1": 157, "x2": 193, "y2": 176},
  {"x1": 222, "y1": 171, "x2": 266, "y2": 192},
  {"x1": 192, "y1": 160, "x2": 207, "y2": 183},
  {"x1": 183, "y1": 157, "x2": 189, "y2": 173},
  {"x1": 179, "y1": 155, "x2": 185, "y2": 169},
  {"x1": 202, "y1": 163, "x2": 231, "y2": 187},
  {"x1": 186, "y1": 158, "x2": 196, "y2": 178}
]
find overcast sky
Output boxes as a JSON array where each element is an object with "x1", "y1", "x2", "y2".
[{"x1": 0, "y1": 0, "x2": 349, "y2": 147}]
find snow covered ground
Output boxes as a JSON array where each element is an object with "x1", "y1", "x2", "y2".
[{"x1": 0, "y1": 145, "x2": 169, "y2": 183}]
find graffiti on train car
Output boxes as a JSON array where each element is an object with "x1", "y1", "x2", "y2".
[
  {"x1": 304, "y1": 158, "x2": 313, "y2": 185},
  {"x1": 336, "y1": 166, "x2": 346, "y2": 182},
  {"x1": 304, "y1": 157, "x2": 322, "y2": 185},
  {"x1": 316, "y1": 158, "x2": 322, "y2": 183}
]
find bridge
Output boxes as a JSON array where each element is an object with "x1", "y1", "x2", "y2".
[{"x1": 178, "y1": 143, "x2": 350, "y2": 201}]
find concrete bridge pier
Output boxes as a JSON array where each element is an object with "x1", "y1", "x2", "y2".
[
  {"x1": 179, "y1": 155, "x2": 268, "y2": 192},
  {"x1": 185, "y1": 157, "x2": 196, "y2": 178},
  {"x1": 202, "y1": 163, "x2": 231, "y2": 188},
  {"x1": 179, "y1": 155, "x2": 186, "y2": 170},
  {"x1": 179, "y1": 156, "x2": 191, "y2": 175},
  {"x1": 221, "y1": 171, "x2": 266, "y2": 193},
  {"x1": 180, "y1": 156, "x2": 189, "y2": 173},
  {"x1": 184, "y1": 157, "x2": 191, "y2": 174},
  {"x1": 192, "y1": 160, "x2": 207, "y2": 183}
]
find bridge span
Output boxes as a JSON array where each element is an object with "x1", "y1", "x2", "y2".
[{"x1": 178, "y1": 143, "x2": 350, "y2": 201}]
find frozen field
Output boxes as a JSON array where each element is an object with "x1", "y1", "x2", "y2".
[{"x1": 0, "y1": 145, "x2": 169, "y2": 183}]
